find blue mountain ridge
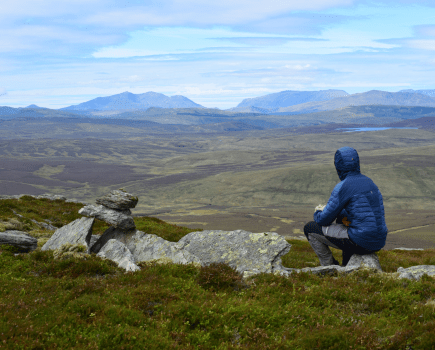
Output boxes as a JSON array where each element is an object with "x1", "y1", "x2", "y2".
[
  {"x1": 399, "y1": 89, "x2": 435, "y2": 97},
  {"x1": 59, "y1": 91, "x2": 204, "y2": 111},
  {"x1": 234, "y1": 89, "x2": 349, "y2": 110}
]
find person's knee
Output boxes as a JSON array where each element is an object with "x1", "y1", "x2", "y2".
[{"x1": 303, "y1": 221, "x2": 314, "y2": 237}]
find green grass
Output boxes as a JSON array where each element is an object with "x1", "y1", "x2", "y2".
[{"x1": 1, "y1": 198, "x2": 435, "y2": 349}]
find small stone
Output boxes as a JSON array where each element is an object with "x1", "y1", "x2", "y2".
[{"x1": 95, "y1": 189, "x2": 138, "y2": 210}]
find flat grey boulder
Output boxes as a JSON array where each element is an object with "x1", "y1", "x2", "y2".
[
  {"x1": 41, "y1": 217, "x2": 94, "y2": 252},
  {"x1": 78, "y1": 204, "x2": 135, "y2": 231},
  {"x1": 97, "y1": 239, "x2": 140, "y2": 272},
  {"x1": 96, "y1": 189, "x2": 138, "y2": 210},
  {"x1": 0, "y1": 230, "x2": 38, "y2": 252},
  {"x1": 178, "y1": 229, "x2": 291, "y2": 277},
  {"x1": 397, "y1": 265, "x2": 435, "y2": 281},
  {"x1": 126, "y1": 231, "x2": 201, "y2": 265}
]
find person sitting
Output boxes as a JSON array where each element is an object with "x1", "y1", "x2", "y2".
[{"x1": 303, "y1": 146, "x2": 388, "y2": 266}]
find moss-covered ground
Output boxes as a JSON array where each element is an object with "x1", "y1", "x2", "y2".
[{"x1": 1, "y1": 197, "x2": 435, "y2": 349}]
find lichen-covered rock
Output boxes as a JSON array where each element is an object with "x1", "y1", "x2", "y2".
[
  {"x1": 97, "y1": 239, "x2": 140, "y2": 272},
  {"x1": 53, "y1": 243, "x2": 88, "y2": 260},
  {"x1": 345, "y1": 253, "x2": 382, "y2": 272},
  {"x1": 0, "y1": 230, "x2": 38, "y2": 252},
  {"x1": 397, "y1": 265, "x2": 435, "y2": 281},
  {"x1": 41, "y1": 217, "x2": 94, "y2": 252},
  {"x1": 177, "y1": 229, "x2": 291, "y2": 277},
  {"x1": 127, "y1": 231, "x2": 201, "y2": 266},
  {"x1": 78, "y1": 204, "x2": 135, "y2": 231},
  {"x1": 96, "y1": 189, "x2": 138, "y2": 210}
]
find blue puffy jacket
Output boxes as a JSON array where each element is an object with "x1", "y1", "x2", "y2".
[{"x1": 314, "y1": 147, "x2": 388, "y2": 251}]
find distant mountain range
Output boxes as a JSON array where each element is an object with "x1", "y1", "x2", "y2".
[
  {"x1": 232, "y1": 90, "x2": 435, "y2": 114},
  {"x1": 2, "y1": 89, "x2": 435, "y2": 131},
  {"x1": 59, "y1": 91, "x2": 203, "y2": 111},
  {"x1": 399, "y1": 89, "x2": 435, "y2": 97},
  {"x1": 231, "y1": 89, "x2": 349, "y2": 112},
  {"x1": 5, "y1": 89, "x2": 435, "y2": 115}
]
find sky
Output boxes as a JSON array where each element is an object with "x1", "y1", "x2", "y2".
[{"x1": 1, "y1": 0, "x2": 435, "y2": 109}]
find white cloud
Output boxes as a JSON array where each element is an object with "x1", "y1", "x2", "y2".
[
  {"x1": 407, "y1": 39, "x2": 435, "y2": 50},
  {"x1": 0, "y1": 88, "x2": 7, "y2": 97},
  {"x1": 2, "y1": 0, "x2": 435, "y2": 109},
  {"x1": 92, "y1": 47, "x2": 157, "y2": 58}
]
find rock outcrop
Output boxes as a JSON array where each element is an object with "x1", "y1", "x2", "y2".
[
  {"x1": 0, "y1": 230, "x2": 38, "y2": 252},
  {"x1": 30, "y1": 190, "x2": 294, "y2": 276}
]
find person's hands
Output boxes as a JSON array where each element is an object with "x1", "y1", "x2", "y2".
[
  {"x1": 342, "y1": 217, "x2": 351, "y2": 227},
  {"x1": 315, "y1": 204, "x2": 326, "y2": 212}
]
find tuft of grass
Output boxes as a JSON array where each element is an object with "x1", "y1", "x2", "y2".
[
  {"x1": 0, "y1": 218, "x2": 24, "y2": 232},
  {"x1": 1, "y1": 197, "x2": 435, "y2": 349},
  {"x1": 197, "y1": 262, "x2": 244, "y2": 292},
  {"x1": 134, "y1": 216, "x2": 203, "y2": 242}
]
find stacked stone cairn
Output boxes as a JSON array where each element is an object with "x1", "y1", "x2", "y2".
[{"x1": 2, "y1": 189, "x2": 435, "y2": 280}]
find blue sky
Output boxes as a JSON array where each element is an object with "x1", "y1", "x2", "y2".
[{"x1": 1, "y1": 0, "x2": 435, "y2": 109}]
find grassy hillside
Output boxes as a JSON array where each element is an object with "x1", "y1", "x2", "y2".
[{"x1": 1, "y1": 197, "x2": 435, "y2": 349}]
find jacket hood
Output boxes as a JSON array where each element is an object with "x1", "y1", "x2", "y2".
[{"x1": 334, "y1": 147, "x2": 361, "y2": 181}]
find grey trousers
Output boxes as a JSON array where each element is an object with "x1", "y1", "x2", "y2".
[{"x1": 307, "y1": 224, "x2": 349, "y2": 266}]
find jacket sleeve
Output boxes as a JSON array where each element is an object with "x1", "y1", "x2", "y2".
[{"x1": 314, "y1": 182, "x2": 347, "y2": 226}]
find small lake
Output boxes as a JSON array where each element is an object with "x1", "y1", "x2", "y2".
[{"x1": 337, "y1": 127, "x2": 420, "y2": 133}]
